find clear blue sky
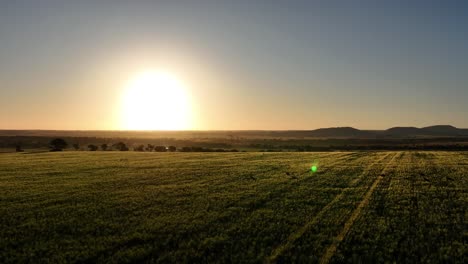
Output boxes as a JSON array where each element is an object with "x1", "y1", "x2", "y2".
[{"x1": 1, "y1": 0, "x2": 467, "y2": 130}]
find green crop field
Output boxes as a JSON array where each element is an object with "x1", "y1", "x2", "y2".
[{"x1": 0, "y1": 152, "x2": 466, "y2": 263}]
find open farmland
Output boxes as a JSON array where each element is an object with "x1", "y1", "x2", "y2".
[{"x1": 0, "y1": 152, "x2": 466, "y2": 263}]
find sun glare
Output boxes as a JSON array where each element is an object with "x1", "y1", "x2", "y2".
[{"x1": 121, "y1": 71, "x2": 190, "y2": 130}]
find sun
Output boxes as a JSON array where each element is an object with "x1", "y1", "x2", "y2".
[{"x1": 121, "y1": 70, "x2": 191, "y2": 130}]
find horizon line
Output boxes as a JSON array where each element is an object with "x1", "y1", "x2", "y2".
[{"x1": 0, "y1": 125, "x2": 465, "y2": 132}]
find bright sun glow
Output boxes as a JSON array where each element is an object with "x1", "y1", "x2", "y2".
[{"x1": 121, "y1": 71, "x2": 190, "y2": 130}]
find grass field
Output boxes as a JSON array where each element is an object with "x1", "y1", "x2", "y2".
[{"x1": 0, "y1": 151, "x2": 466, "y2": 263}]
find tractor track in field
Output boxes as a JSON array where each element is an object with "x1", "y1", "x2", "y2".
[
  {"x1": 266, "y1": 152, "x2": 393, "y2": 263},
  {"x1": 318, "y1": 152, "x2": 401, "y2": 264}
]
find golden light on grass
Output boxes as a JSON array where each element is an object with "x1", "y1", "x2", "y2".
[{"x1": 121, "y1": 70, "x2": 191, "y2": 130}]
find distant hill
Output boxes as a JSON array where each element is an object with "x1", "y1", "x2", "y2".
[
  {"x1": 262, "y1": 127, "x2": 373, "y2": 138},
  {"x1": 384, "y1": 127, "x2": 422, "y2": 136},
  {"x1": 273, "y1": 125, "x2": 468, "y2": 138},
  {"x1": 384, "y1": 125, "x2": 468, "y2": 137},
  {"x1": 421, "y1": 125, "x2": 461, "y2": 135},
  {"x1": 306, "y1": 127, "x2": 372, "y2": 138}
]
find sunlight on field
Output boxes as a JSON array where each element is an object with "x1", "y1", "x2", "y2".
[{"x1": 121, "y1": 70, "x2": 191, "y2": 130}]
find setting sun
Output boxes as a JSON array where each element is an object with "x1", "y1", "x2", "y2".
[{"x1": 121, "y1": 71, "x2": 190, "y2": 130}]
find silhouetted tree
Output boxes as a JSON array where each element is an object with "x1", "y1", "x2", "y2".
[
  {"x1": 134, "y1": 145, "x2": 145, "y2": 151},
  {"x1": 50, "y1": 138, "x2": 67, "y2": 151},
  {"x1": 101, "y1": 144, "x2": 108, "y2": 151},
  {"x1": 146, "y1": 144, "x2": 155, "y2": 152},
  {"x1": 168, "y1": 146, "x2": 177, "y2": 152},
  {"x1": 191, "y1": 147, "x2": 204, "y2": 152},
  {"x1": 88, "y1": 144, "x2": 98, "y2": 151},
  {"x1": 15, "y1": 145, "x2": 24, "y2": 152},
  {"x1": 72, "y1": 143, "x2": 80, "y2": 151},
  {"x1": 113, "y1": 142, "x2": 129, "y2": 151},
  {"x1": 154, "y1": 146, "x2": 167, "y2": 152},
  {"x1": 180, "y1": 147, "x2": 192, "y2": 152}
]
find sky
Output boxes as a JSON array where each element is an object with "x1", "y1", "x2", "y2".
[{"x1": 1, "y1": 0, "x2": 468, "y2": 130}]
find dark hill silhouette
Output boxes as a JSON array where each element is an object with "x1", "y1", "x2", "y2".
[
  {"x1": 281, "y1": 125, "x2": 468, "y2": 138},
  {"x1": 385, "y1": 127, "x2": 422, "y2": 136},
  {"x1": 266, "y1": 127, "x2": 372, "y2": 138},
  {"x1": 306, "y1": 127, "x2": 371, "y2": 138},
  {"x1": 420, "y1": 125, "x2": 461, "y2": 135},
  {"x1": 384, "y1": 125, "x2": 468, "y2": 137}
]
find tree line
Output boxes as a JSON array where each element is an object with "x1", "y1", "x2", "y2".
[{"x1": 46, "y1": 138, "x2": 239, "y2": 152}]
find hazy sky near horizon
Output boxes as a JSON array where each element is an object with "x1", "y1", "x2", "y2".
[{"x1": 1, "y1": 0, "x2": 468, "y2": 130}]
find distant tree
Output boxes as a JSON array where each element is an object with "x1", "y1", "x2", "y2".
[
  {"x1": 180, "y1": 147, "x2": 192, "y2": 152},
  {"x1": 168, "y1": 146, "x2": 177, "y2": 152},
  {"x1": 88, "y1": 144, "x2": 98, "y2": 151},
  {"x1": 113, "y1": 142, "x2": 129, "y2": 151},
  {"x1": 15, "y1": 145, "x2": 24, "y2": 152},
  {"x1": 134, "y1": 145, "x2": 145, "y2": 151},
  {"x1": 101, "y1": 144, "x2": 108, "y2": 151},
  {"x1": 50, "y1": 138, "x2": 67, "y2": 151},
  {"x1": 72, "y1": 143, "x2": 80, "y2": 151},
  {"x1": 191, "y1": 147, "x2": 204, "y2": 152},
  {"x1": 146, "y1": 144, "x2": 155, "y2": 152},
  {"x1": 154, "y1": 146, "x2": 167, "y2": 152}
]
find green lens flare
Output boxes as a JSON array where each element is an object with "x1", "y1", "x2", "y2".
[{"x1": 311, "y1": 165, "x2": 318, "y2": 172}]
